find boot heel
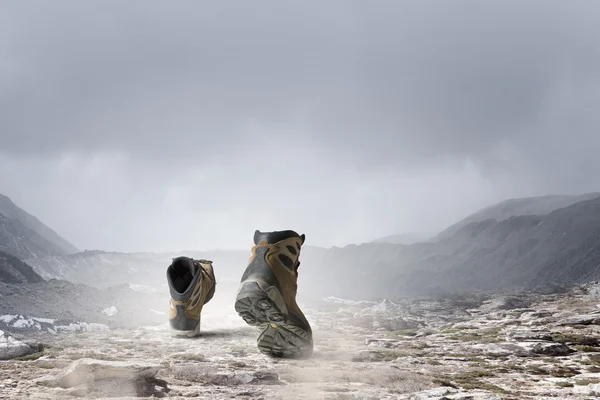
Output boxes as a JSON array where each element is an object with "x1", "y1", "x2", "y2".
[
  {"x1": 234, "y1": 280, "x2": 288, "y2": 326},
  {"x1": 170, "y1": 318, "x2": 201, "y2": 338}
]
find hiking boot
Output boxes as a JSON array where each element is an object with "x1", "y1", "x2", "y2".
[
  {"x1": 167, "y1": 257, "x2": 216, "y2": 337},
  {"x1": 235, "y1": 230, "x2": 313, "y2": 358}
]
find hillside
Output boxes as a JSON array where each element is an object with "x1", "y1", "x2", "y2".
[
  {"x1": 0, "y1": 194, "x2": 78, "y2": 254},
  {"x1": 370, "y1": 232, "x2": 430, "y2": 245},
  {"x1": 25, "y1": 248, "x2": 253, "y2": 291},
  {"x1": 434, "y1": 193, "x2": 600, "y2": 241},
  {"x1": 0, "y1": 250, "x2": 44, "y2": 284},
  {"x1": 0, "y1": 194, "x2": 79, "y2": 259},
  {"x1": 0, "y1": 213, "x2": 69, "y2": 260},
  {"x1": 301, "y1": 195, "x2": 600, "y2": 299}
]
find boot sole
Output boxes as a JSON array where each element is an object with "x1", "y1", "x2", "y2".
[
  {"x1": 170, "y1": 317, "x2": 201, "y2": 338},
  {"x1": 235, "y1": 280, "x2": 312, "y2": 358}
]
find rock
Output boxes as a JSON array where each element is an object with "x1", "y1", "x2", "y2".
[
  {"x1": 573, "y1": 383, "x2": 600, "y2": 396},
  {"x1": 472, "y1": 340, "x2": 572, "y2": 357},
  {"x1": 507, "y1": 329, "x2": 553, "y2": 342},
  {"x1": 408, "y1": 387, "x2": 458, "y2": 399},
  {"x1": 0, "y1": 329, "x2": 41, "y2": 360},
  {"x1": 32, "y1": 375, "x2": 55, "y2": 386},
  {"x1": 375, "y1": 317, "x2": 420, "y2": 331},
  {"x1": 55, "y1": 358, "x2": 166, "y2": 397},
  {"x1": 478, "y1": 296, "x2": 532, "y2": 312},
  {"x1": 352, "y1": 350, "x2": 387, "y2": 362},
  {"x1": 531, "y1": 342, "x2": 574, "y2": 356},
  {"x1": 472, "y1": 342, "x2": 528, "y2": 357},
  {"x1": 247, "y1": 371, "x2": 280, "y2": 385},
  {"x1": 555, "y1": 314, "x2": 600, "y2": 326},
  {"x1": 232, "y1": 371, "x2": 280, "y2": 385},
  {"x1": 169, "y1": 365, "x2": 280, "y2": 387},
  {"x1": 519, "y1": 311, "x2": 554, "y2": 320},
  {"x1": 365, "y1": 338, "x2": 399, "y2": 348}
]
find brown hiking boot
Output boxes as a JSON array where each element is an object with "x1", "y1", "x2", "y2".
[
  {"x1": 167, "y1": 257, "x2": 216, "y2": 337},
  {"x1": 234, "y1": 230, "x2": 313, "y2": 358}
]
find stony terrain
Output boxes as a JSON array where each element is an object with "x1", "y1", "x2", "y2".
[{"x1": 2, "y1": 284, "x2": 600, "y2": 399}]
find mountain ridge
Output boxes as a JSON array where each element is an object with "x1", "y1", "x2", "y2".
[
  {"x1": 434, "y1": 192, "x2": 600, "y2": 242},
  {"x1": 370, "y1": 232, "x2": 430, "y2": 245},
  {"x1": 0, "y1": 213, "x2": 69, "y2": 260},
  {"x1": 0, "y1": 250, "x2": 44, "y2": 285},
  {"x1": 0, "y1": 193, "x2": 79, "y2": 255}
]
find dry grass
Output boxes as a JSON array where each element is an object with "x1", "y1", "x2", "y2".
[
  {"x1": 436, "y1": 369, "x2": 509, "y2": 394},
  {"x1": 555, "y1": 381, "x2": 574, "y2": 388},
  {"x1": 449, "y1": 327, "x2": 503, "y2": 343},
  {"x1": 575, "y1": 378, "x2": 600, "y2": 386},
  {"x1": 390, "y1": 329, "x2": 419, "y2": 337},
  {"x1": 13, "y1": 351, "x2": 45, "y2": 361},
  {"x1": 552, "y1": 333, "x2": 599, "y2": 346},
  {"x1": 434, "y1": 369, "x2": 509, "y2": 395}
]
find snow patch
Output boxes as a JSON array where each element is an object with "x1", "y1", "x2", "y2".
[
  {"x1": 12, "y1": 318, "x2": 39, "y2": 329},
  {"x1": 0, "y1": 330, "x2": 25, "y2": 349},
  {"x1": 34, "y1": 317, "x2": 56, "y2": 324},
  {"x1": 53, "y1": 322, "x2": 109, "y2": 333},
  {"x1": 322, "y1": 296, "x2": 376, "y2": 306},
  {"x1": 0, "y1": 315, "x2": 108, "y2": 334},
  {"x1": 0, "y1": 315, "x2": 17, "y2": 323},
  {"x1": 102, "y1": 306, "x2": 118, "y2": 316},
  {"x1": 128, "y1": 283, "x2": 158, "y2": 294}
]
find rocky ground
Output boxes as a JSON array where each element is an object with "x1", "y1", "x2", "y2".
[{"x1": 3, "y1": 284, "x2": 600, "y2": 399}]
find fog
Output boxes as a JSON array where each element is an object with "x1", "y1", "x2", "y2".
[{"x1": 2, "y1": 0, "x2": 600, "y2": 252}]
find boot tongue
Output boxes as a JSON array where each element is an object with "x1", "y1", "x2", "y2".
[{"x1": 254, "y1": 230, "x2": 306, "y2": 245}]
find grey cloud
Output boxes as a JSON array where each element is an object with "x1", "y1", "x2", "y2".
[
  {"x1": 1, "y1": 1, "x2": 599, "y2": 250},
  {"x1": 3, "y1": 1, "x2": 599, "y2": 163}
]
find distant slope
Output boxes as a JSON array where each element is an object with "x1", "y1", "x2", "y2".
[
  {"x1": 302, "y1": 195, "x2": 600, "y2": 300},
  {"x1": 0, "y1": 250, "x2": 44, "y2": 284},
  {"x1": 420, "y1": 196, "x2": 600, "y2": 293},
  {"x1": 371, "y1": 232, "x2": 430, "y2": 245},
  {"x1": 26, "y1": 245, "x2": 327, "y2": 292},
  {"x1": 0, "y1": 193, "x2": 78, "y2": 254},
  {"x1": 26, "y1": 248, "x2": 251, "y2": 290},
  {"x1": 26, "y1": 250, "x2": 170, "y2": 289},
  {"x1": 0, "y1": 213, "x2": 68, "y2": 259},
  {"x1": 434, "y1": 193, "x2": 600, "y2": 242}
]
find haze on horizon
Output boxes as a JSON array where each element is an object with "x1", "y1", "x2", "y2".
[{"x1": 1, "y1": 0, "x2": 599, "y2": 253}]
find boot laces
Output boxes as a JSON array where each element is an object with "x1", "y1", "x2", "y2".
[
  {"x1": 295, "y1": 261, "x2": 301, "y2": 277},
  {"x1": 192, "y1": 259, "x2": 213, "y2": 282}
]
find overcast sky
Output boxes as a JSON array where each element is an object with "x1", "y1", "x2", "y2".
[{"x1": 1, "y1": 0, "x2": 600, "y2": 252}]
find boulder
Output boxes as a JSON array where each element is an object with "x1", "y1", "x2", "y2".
[
  {"x1": 0, "y1": 329, "x2": 41, "y2": 360},
  {"x1": 55, "y1": 358, "x2": 167, "y2": 397},
  {"x1": 531, "y1": 342, "x2": 574, "y2": 356},
  {"x1": 555, "y1": 314, "x2": 600, "y2": 326}
]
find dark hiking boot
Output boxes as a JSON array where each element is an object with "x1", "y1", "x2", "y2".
[
  {"x1": 235, "y1": 230, "x2": 313, "y2": 358},
  {"x1": 167, "y1": 257, "x2": 216, "y2": 337}
]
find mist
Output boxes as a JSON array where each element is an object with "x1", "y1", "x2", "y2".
[{"x1": 2, "y1": 0, "x2": 600, "y2": 253}]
